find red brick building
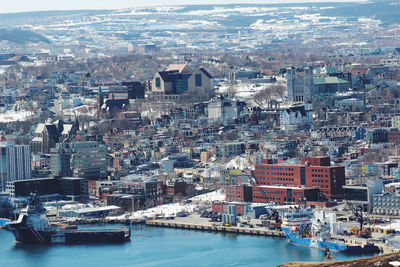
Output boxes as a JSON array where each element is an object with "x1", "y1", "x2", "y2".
[
  {"x1": 212, "y1": 201, "x2": 250, "y2": 215},
  {"x1": 252, "y1": 186, "x2": 319, "y2": 204},
  {"x1": 225, "y1": 185, "x2": 253, "y2": 202},
  {"x1": 166, "y1": 181, "x2": 188, "y2": 196},
  {"x1": 388, "y1": 130, "x2": 400, "y2": 143},
  {"x1": 254, "y1": 156, "x2": 345, "y2": 203}
]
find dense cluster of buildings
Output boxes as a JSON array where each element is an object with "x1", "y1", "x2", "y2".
[
  {"x1": 0, "y1": 53, "x2": 399, "y2": 218},
  {"x1": 0, "y1": 3, "x2": 399, "y2": 220}
]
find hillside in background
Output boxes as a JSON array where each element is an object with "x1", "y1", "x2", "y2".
[
  {"x1": 0, "y1": 29, "x2": 50, "y2": 44},
  {"x1": 320, "y1": 0, "x2": 400, "y2": 25}
]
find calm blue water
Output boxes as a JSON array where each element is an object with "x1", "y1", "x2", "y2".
[{"x1": 0, "y1": 225, "x2": 377, "y2": 267}]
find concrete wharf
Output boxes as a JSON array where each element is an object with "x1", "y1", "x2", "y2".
[{"x1": 145, "y1": 219, "x2": 285, "y2": 237}]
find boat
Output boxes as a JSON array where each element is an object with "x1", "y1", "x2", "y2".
[
  {"x1": 6, "y1": 195, "x2": 131, "y2": 245},
  {"x1": 281, "y1": 207, "x2": 379, "y2": 253},
  {"x1": 0, "y1": 218, "x2": 11, "y2": 229}
]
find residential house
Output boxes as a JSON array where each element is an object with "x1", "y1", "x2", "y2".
[
  {"x1": 207, "y1": 95, "x2": 246, "y2": 120},
  {"x1": 280, "y1": 102, "x2": 313, "y2": 131}
]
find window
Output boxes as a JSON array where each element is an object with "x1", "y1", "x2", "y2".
[
  {"x1": 155, "y1": 77, "x2": 161, "y2": 88},
  {"x1": 195, "y1": 74, "x2": 202, "y2": 87}
]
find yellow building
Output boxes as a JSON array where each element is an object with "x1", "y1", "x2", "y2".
[{"x1": 201, "y1": 151, "x2": 213, "y2": 164}]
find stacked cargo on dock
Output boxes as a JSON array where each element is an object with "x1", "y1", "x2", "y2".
[
  {"x1": 212, "y1": 201, "x2": 251, "y2": 216},
  {"x1": 222, "y1": 205, "x2": 237, "y2": 225}
]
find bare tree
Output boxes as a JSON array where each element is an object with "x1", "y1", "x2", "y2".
[
  {"x1": 226, "y1": 86, "x2": 238, "y2": 98},
  {"x1": 254, "y1": 84, "x2": 285, "y2": 107},
  {"x1": 254, "y1": 88, "x2": 271, "y2": 106}
]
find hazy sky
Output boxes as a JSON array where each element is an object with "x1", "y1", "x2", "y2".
[{"x1": 0, "y1": 0, "x2": 363, "y2": 13}]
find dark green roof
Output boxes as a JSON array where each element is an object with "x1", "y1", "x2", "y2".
[{"x1": 313, "y1": 77, "x2": 348, "y2": 85}]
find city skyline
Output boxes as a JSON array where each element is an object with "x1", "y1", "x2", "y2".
[
  {"x1": 0, "y1": 0, "x2": 364, "y2": 14},
  {"x1": 0, "y1": 0, "x2": 399, "y2": 264}
]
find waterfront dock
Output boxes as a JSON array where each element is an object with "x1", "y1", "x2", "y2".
[
  {"x1": 375, "y1": 242, "x2": 399, "y2": 254},
  {"x1": 145, "y1": 219, "x2": 285, "y2": 237},
  {"x1": 331, "y1": 234, "x2": 398, "y2": 254}
]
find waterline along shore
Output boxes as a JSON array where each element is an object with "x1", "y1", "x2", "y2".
[
  {"x1": 143, "y1": 219, "x2": 396, "y2": 254},
  {"x1": 145, "y1": 219, "x2": 285, "y2": 237},
  {"x1": 279, "y1": 251, "x2": 400, "y2": 267},
  {"x1": 49, "y1": 214, "x2": 396, "y2": 255}
]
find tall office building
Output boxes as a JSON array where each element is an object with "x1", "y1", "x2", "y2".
[
  {"x1": 50, "y1": 141, "x2": 107, "y2": 180},
  {"x1": 0, "y1": 142, "x2": 32, "y2": 191}
]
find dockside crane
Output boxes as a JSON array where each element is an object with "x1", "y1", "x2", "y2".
[{"x1": 346, "y1": 200, "x2": 371, "y2": 238}]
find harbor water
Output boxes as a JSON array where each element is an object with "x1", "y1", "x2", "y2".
[{"x1": 0, "y1": 224, "x2": 378, "y2": 267}]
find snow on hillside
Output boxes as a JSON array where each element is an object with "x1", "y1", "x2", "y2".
[{"x1": 0, "y1": 110, "x2": 33, "y2": 122}]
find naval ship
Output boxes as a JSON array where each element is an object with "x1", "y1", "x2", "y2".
[
  {"x1": 6, "y1": 195, "x2": 131, "y2": 245},
  {"x1": 281, "y1": 207, "x2": 379, "y2": 253}
]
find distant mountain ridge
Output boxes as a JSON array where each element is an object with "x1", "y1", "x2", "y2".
[
  {"x1": 319, "y1": 0, "x2": 400, "y2": 25},
  {"x1": 0, "y1": 1, "x2": 398, "y2": 44},
  {"x1": 0, "y1": 1, "x2": 399, "y2": 27},
  {"x1": 0, "y1": 10, "x2": 112, "y2": 19},
  {"x1": 0, "y1": 29, "x2": 50, "y2": 44}
]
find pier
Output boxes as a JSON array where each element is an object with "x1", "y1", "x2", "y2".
[
  {"x1": 375, "y1": 243, "x2": 399, "y2": 255},
  {"x1": 145, "y1": 219, "x2": 285, "y2": 237}
]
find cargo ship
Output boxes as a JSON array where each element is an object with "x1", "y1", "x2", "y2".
[
  {"x1": 6, "y1": 195, "x2": 131, "y2": 245},
  {"x1": 281, "y1": 208, "x2": 379, "y2": 253}
]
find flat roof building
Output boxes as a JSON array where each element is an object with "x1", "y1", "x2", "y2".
[{"x1": 254, "y1": 156, "x2": 345, "y2": 202}]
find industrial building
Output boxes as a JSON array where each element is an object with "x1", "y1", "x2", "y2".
[
  {"x1": 254, "y1": 156, "x2": 345, "y2": 203},
  {"x1": 6, "y1": 177, "x2": 88, "y2": 202}
]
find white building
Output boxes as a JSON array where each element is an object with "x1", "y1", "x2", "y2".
[
  {"x1": 392, "y1": 116, "x2": 400, "y2": 129},
  {"x1": 0, "y1": 142, "x2": 32, "y2": 191},
  {"x1": 207, "y1": 96, "x2": 245, "y2": 120},
  {"x1": 280, "y1": 102, "x2": 313, "y2": 131}
]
